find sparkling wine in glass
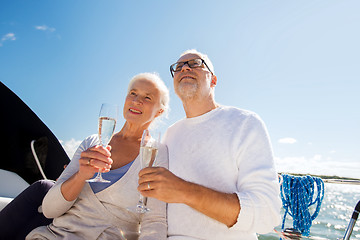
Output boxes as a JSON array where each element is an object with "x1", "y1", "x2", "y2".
[
  {"x1": 128, "y1": 129, "x2": 160, "y2": 213},
  {"x1": 87, "y1": 103, "x2": 118, "y2": 183}
]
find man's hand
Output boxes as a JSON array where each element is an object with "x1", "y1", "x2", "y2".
[
  {"x1": 138, "y1": 167, "x2": 240, "y2": 227},
  {"x1": 138, "y1": 167, "x2": 189, "y2": 203}
]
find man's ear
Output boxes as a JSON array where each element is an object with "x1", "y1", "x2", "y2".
[{"x1": 211, "y1": 75, "x2": 217, "y2": 87}]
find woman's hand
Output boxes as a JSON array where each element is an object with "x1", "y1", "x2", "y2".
[
  {"x1": 61, "y1": 145, "x2": 113, "y2": 201},
  {"x1": 77, "y1": 145, "x2": 113, "y2": 181}
]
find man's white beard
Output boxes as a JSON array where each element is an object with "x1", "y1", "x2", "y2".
[{"x1": 176, "y1": 82, "x2": 198, "y2": 100}]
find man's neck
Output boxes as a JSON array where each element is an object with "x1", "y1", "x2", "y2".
[{"x1": 182, "y1": 96, "x2": 218, "y2": 118}]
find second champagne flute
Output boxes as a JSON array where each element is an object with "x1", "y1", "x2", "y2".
[
  {"x1": 87, "y1": 103, "x2": 118, "y2": 183},
  {"x1": 128, "y1": 129, "x2": 160, "y2": 213}
]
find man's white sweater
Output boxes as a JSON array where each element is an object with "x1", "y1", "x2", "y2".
[{"x1": 163, "y1": 106, "x2": 281, "y2": 240}]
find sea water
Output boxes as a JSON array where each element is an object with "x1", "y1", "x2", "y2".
[{"x1": 259, "y1": 183, "x2": 360, "y2": 240}]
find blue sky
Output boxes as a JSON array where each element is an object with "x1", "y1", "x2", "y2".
[{"x1": 1, "y1": 0, "x2": 359, "y2": 178}]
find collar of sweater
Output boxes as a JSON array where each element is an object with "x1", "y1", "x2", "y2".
[{"x1": 182, "y1": 105, "x2": 223, "y2": 125}]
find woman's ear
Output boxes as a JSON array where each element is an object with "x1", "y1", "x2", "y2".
[{"x1": 155, "y1": 108, "x2": 164, "y2": 117}]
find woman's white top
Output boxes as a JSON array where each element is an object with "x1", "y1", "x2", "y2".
[{"x1": 27, "y1": 134, "x2": 168, "y2": 240}]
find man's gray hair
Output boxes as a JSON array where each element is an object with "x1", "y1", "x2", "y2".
[{"x1": 180, "y1": 49, "x2": 215, "y2": 74}]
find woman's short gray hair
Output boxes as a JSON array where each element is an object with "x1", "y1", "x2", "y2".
[
  {"x1": 127, "y1": 72, "x2": 170, "y2": 119},
  {"x1": 180, "y1": 49, "x2": 215, "y2": 74}
]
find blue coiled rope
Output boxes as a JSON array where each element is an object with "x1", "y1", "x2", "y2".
[{"x1": 280, "y1": 174, "x2": 325, "y2": 236}]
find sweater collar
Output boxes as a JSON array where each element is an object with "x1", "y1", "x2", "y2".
[{"x1": 183, "y1": 105, "x2": 223, "y2": 124}]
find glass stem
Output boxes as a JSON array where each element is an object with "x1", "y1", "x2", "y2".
[
  {"x1": 139, "y1": 195, "x2": 147, "y2": 206},
  {"x1": 95, "y1": 170, "x2": 102, "y2": 178}
]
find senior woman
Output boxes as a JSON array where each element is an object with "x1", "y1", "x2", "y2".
[{"x1": 26, "y1": 72, "x2": 170, "y2": 240}]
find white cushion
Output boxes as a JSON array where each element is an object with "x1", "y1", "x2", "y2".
[
  {"x1": 0, "y1": 169, "x2": 30, "y2": 198},
  {"x1": 0, "y1": 196, "x2": 13, "y2": 211}
]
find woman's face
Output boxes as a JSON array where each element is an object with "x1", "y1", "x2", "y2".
[{"x1": 123, "y1": 78, "x2": 163, "y2": 128}]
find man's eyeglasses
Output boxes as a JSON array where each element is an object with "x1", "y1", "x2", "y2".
[{"x1": 170, "y1": 58, "x2": 213, "y2": 78}]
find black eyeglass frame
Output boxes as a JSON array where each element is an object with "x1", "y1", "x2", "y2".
[{"x1": 170, "y1": 58, "x2": 213, "y2": 78}]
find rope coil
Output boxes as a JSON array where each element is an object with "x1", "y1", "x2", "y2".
[{"x1": 280, "y1": 174, "x2": 325, "y2": 237}]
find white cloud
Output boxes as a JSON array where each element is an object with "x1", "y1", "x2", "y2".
[
  {"x1": 274, "y1": 155, "x2": 360, "y2": 179},
  {"x1": 2, "y1": 33, "x2": 16, "y2": 41},
  {"x1": 313, "y1": 154, "x2": 322, "y2": 161},
  {"x1": 0, "y1": 33, "x2": 16, "y2": 46},
  {"x1": 278, "y1": 137, "x2": 297, "y2": 144},
  {"x1": 59, "y1": 139, "x2": 82, "y2": 159},
  {"x1": 35, "y1": 25, "x2": 56, "y2": 32}
]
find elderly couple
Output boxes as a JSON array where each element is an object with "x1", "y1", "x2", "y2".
[{"x1": 4, "y1": 50, "x2": 282, "y2": 240}]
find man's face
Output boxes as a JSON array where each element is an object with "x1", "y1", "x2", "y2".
[{"x1": 173, "y1": 53, "x2": 213, "y2": 100}]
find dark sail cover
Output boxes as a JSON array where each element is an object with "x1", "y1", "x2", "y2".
[{"x1": 0, "y1": 81, "x2": 70, "y2": 184}]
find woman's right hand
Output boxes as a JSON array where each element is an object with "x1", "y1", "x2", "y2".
[
  {"x1": 77, "y1": 145, "x2": 113, "y2": 181},
  {"x1": 60, "y1": 145, "x2": 113, "y2": 201}
]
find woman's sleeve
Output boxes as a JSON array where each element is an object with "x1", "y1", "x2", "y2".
[
  {"x1": 139, "y1": 144, "x2": 168, "y2": 240},
  {"x1": 41, "y1": 135, "x2": 97, "y2": 218},
  {"x1": 230, "y1": 114, "x2": 282, "y2": 234}
]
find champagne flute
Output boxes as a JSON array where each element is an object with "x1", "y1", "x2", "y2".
[
  {"x1": 87, "y1": 103, "x2": 118, "y2": 183},
  {"x1": 128, "y1": 129, "x2": 160, "y2": 213}
]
